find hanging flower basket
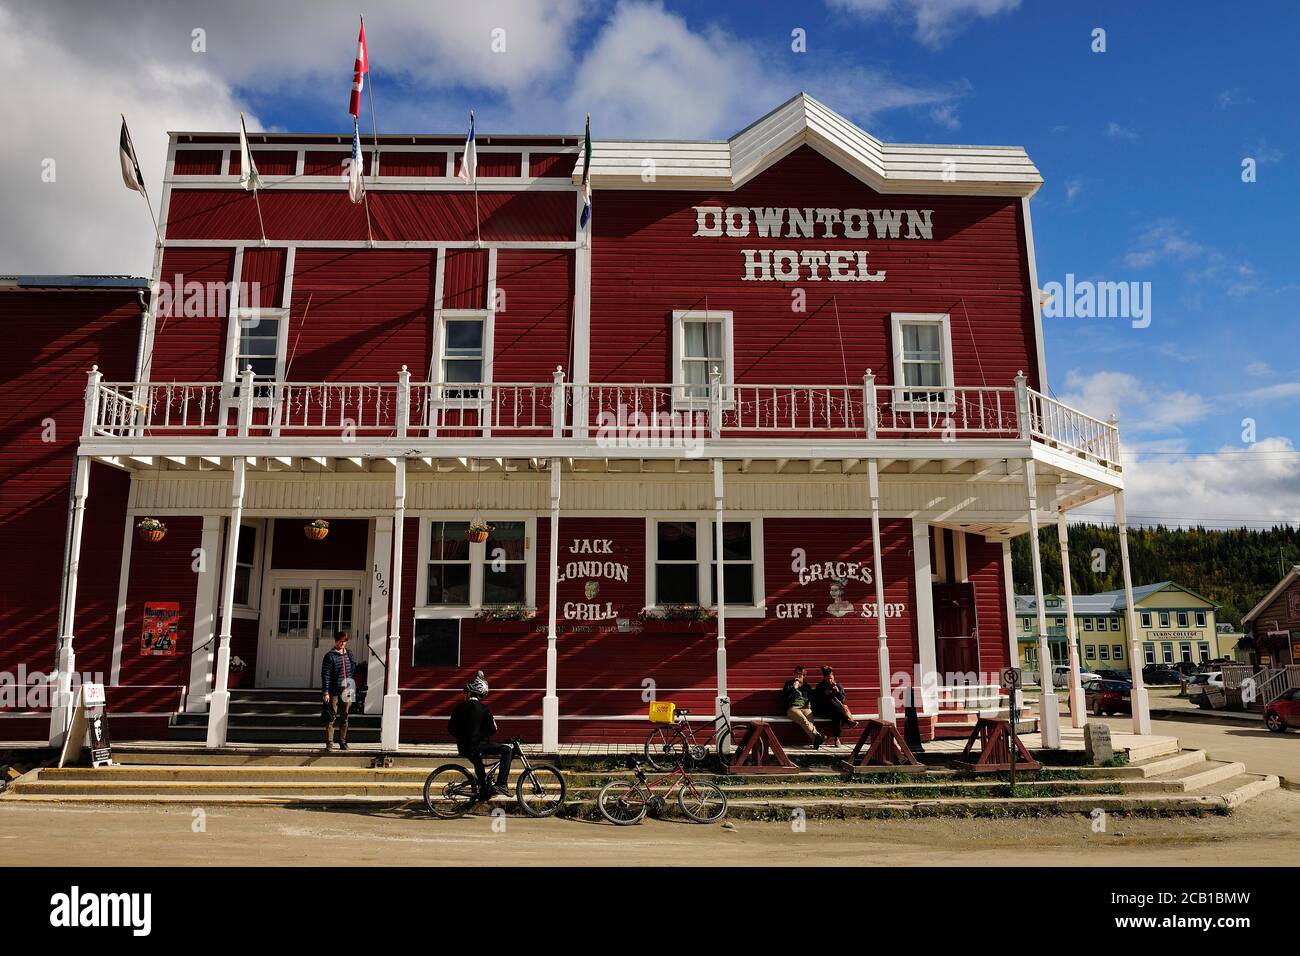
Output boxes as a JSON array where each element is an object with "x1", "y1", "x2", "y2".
[
  {"x1": 466, "y1": 519, "x2": 493, "y2": 544},
  {"x1": 136, "y1": 517, "x2": 167, "y2": 543},
  {"x1": 304, "y1": 518, "x2": 330, "y2": 541},
  {"x1": 638, "y1": 605, "x2": 717, "y2": 633}
]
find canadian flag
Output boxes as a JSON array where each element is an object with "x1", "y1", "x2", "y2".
[{"x1": 349, "y1": 18, "x2": 368, "y2": 119}]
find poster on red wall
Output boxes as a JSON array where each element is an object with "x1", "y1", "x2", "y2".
[{"x1": 141, "y1": 601, "x2": 181, "y2": 656}]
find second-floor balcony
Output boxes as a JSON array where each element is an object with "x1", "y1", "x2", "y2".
[{"x1": 80, "y1": 367, "x2": 1122, "y2": 474}]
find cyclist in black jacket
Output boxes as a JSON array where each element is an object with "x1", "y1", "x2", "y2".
[{"x1": 448, "y1": 671, "x2": 512, "y2": 797}]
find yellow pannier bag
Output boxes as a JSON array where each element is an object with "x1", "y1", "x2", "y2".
[{"x1": 647, "y1": 701, "x2": 677, "y2": 724}]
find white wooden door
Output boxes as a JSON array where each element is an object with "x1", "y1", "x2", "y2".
[
  {"x1": 310, "y1": 580, "x2": 360, "y2": 689},
  {"x1": 262, "y1": 578, "x2": 317, "y2": 687}
]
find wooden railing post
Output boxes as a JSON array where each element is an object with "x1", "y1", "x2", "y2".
[
  {"x1": 1107, "y1": 413, "x2": 1119, "y2": 464},
  {"x1": 709, "y1": 366, "x2": 722, "y2": 440},
  {"x1": 82, "y1": 365, "x2": 102, "y2": 438},
  {"x1": 397, "y1": 365, "x2": 411, "y2": 439},
  {"x1": 1013, "y1": 370, "x2": 1031, "y2": 440},
  {"x1": 237, "y1": 365, "x2": 255, "y2": 438},
  {"x1": 551, "y1": 366, "x2": 565, "y2": 439},
  {"x1": 863, "y1": 368, "x2": 877, "y2": 439}
]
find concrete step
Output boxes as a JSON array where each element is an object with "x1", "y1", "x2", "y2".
[
  {"x1": 1116, "y1": 748, "x2": 1207, "y2": 779},
  {"x1": 168, "y1": 725, "x2": 381, "y2": 743},
  {"x1": 1124, "y1": 737, "x2": 1181, "y2": 763},
  {"x1": 1170, "y1": 761, "x2": 1247, "y2": 792}
]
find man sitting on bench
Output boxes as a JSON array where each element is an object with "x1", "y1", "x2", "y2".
[{"x1": 782, "y1": 665, "x2": 825, "y2": 748}]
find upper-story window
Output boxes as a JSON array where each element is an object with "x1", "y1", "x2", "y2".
[
  {"x1": 1140, "y1": 611, "x2": 1152, "y2": 628},
  {"x1": 439, "y1": 311, "x2": 489, "y2": 399},
  {"x1": 1195, "y1": 611, "x2": 1207, "y2": 627},
  {"x1": 672, "y1": 310, "x2": 733, "y2": 404},
  {"x1": 1159, "y1": 611, "x2": 1170, "y2": 627},
  {"x1": 227, "y1": 308, "x2": 288, "y2": 397},
  {"x1": 1110, "y1": 617, "x2": 1121, "y2": 631},
  {"x1": 890, "y1": 313, "x2": 954, "y2": 405},
  {"x1": 1177, "y1": 611, "x2": 1189, "y2": 627}
]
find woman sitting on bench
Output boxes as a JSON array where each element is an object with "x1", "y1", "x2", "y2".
[{"x1": 812, "y1": 665, "x2": 858, "y2": 746}]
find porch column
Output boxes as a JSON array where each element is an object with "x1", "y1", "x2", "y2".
[
  {"x1": 205, "y1": 456, "x2": 246, "y2": 748},
  {"x1": 1057, "y1": 509, "x2": 1087, "y2": 728},
  {"x1": 365, "y1": 516, "x2": 393, "y2": 716},
  {"x1": 49, "y1": 454, "x2": 91, "y2": 746},
  {"x1": 868, "y1": 459, "x2": 896, "y2": 722},
  {"x1": 1115, "y1": 490, "x2": 1152, "y2": 735},
  {"x1": 1022, "y1": 458, "x2": 1061, "y2": 747},
  {"x1": 381, "y1": 459, "x2": 406, "y2": 750},
  {"x1": 712, "y1": 458, "x2": 730, "y2": 725},
  {"x1": 186, "y1": 514, "x2": 222, "y2": 713},
  {"x1": 542, "y1": 457, "x2": 561, "y2": 750},
  {"x1": 911, "y1": 520, "x2": 938, "y2": 713}
]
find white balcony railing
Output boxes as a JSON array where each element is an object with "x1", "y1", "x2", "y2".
[{"x1": 79, "y1": 365, "x2": 1121, "y2": 471}]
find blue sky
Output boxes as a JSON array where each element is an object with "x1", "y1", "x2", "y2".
[{"x1": 4, "y1": 0, "x2": 1297, "y2": 525}]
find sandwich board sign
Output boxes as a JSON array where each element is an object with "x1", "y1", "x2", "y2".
[{"x1": 57, "y1": 682, "x2": 112, "y2": 769}]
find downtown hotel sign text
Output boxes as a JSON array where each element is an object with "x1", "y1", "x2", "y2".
[{"x1": 692, "y1": 206, "x2": 935, "y2": 282}]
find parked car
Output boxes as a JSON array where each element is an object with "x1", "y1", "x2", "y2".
[
  {"x1": 1265, "y1": 688, "x2": 1300, "y2": 732},
  {"x1": 1095, "y1": 669, "x2": 1131, "y2": 682},
  {"x1": 1186, "y1": 671, "x2": 1224, "y2": 690},
  {"x1": 1142, "y1": 666, "x2": 1186, "y2": 686},
  {"x1": 1084, "y1": 679, "x2": 1133, "y2": 716},
  {"x1": 1051, "y1": 664, "x2": 1102, "y2": 686},
  {"x1": 1173, "y1": 661, "x2": 1202, "y2": 676},
  {"x1": 1186, "y1": 671, "x2": 1226, "y2": 709}
]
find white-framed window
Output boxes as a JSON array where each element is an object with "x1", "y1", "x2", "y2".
[
  {"x1": 1083, "y1": 617, "x2": 1094, "y2": 631},
  {"x1": 1109, "y1": 617, "x2": 1121, "y2": 631},
  {"x1": 232, "y1": 521, "x2": 262, "y2": 608},
  {"x1": 1098, "y1": 645, "x2": 1109, "y2": 660},
  {"x1": 418, "y1": 516, "x2": 535, "y2": 614},
  {"x1": 435, "y1": 309, "x2": 492, "y2": 400},
  {"x1": 1198, "y1": 641, "x2": 1209, "y2": 662},
  {"x1": 647, "y1": 515, "x2": 764, "y2": 616},
  {"x1": 1144, "y1": 643, "x2": 1156, "y2": 665},
  {"x1": 1177, "y1": 611, "x2": 1189, "y2": 628},
  {"x1": 671, "y1": 310, "x2": 734, "y2": 405},
  {"x1": 1195, "y1": 610, "x2": 1207, "y2": 628},
  {"x1": 1084, "y1": 644, "x2": 1096, "y2": 660},
  {"x1": 890, "y1": 312, "x2": 954, "y2": 406},
  {"x1": 1140, "y1": 611, "x2": 1152, "y2": 628},
  {"x1": 226, "y1": 307, "x2": 289, "y2": 399},
  {"x1": 1161, "y1": 641, "x2": 1174, "y2": 663},
  {"x1": 1159, "y1": 611, "x2": 1170, "y2": 627},
  {"x1": 1180, "y1": 642, "x2": 1192, "y2": 663},
  {"x1": 1021, "y1": 617, "x2": 1032, "y2": 631}
]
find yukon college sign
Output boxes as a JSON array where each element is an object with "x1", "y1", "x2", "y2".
[{"x1": 692, "y1": 205, "x2": 936, "y2": 282}]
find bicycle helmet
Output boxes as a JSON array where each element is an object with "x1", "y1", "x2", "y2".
[{"x1": 465, "y1": 670, "x2": 489, "y2": 698}]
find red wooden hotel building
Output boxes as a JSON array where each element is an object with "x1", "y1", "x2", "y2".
[{"x1": 1, "y1": 94, "x2": 1153, "y2": 749}]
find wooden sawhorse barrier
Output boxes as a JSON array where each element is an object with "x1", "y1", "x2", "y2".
[
  {"x1": 951, "y1": 717, "x2": 1041, "y2": 773},
  {"x1": 725, "y1": 720, "x2": 800, "y2": 774},
  {"x1": 839, "y1": 718, "x2": 925, "y2": 774}
]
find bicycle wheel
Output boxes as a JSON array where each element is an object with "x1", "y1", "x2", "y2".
[
  {"x1": 515, "y1": 764, "x2": 566, "y2": 818},
  {"x1": 423, "y1": 764, "x2": 477, "y2": 818},
  {"x1": 677, "y1": 778, "x2": 728, "y2": 824},
  {"x1": 597, "y1": 779, "x2": 649, "y2": 825},
  {"x1": 644, "y1": 726, "x2": 687, "y2": 771},
  {"x1": 716, "y1": 723, "x2": 751, "y2": 763}
]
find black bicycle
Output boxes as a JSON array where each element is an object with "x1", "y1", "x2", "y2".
[
  {"x1": 643, "y1": 697, "x2": 749, "y2": 771},
  {"x1": 423, "y1": 737, "x2": 566, "y2": 818}
]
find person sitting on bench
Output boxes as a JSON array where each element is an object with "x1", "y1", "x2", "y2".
[
  {"x1": 782, "y1": 665, "x2": 825, "y2": 748},
  {"x1": 812, "y1": 665, "x2": 858, "y2": 746}
]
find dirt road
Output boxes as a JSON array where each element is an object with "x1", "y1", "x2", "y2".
[{"x1": 4, "y1": 789, "x2": 1299, "y2": 866}]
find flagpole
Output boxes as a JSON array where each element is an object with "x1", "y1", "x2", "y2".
[
  {"x1": 122, "y1": 114, "x2": 162, "y2": 247},
  {"x1": 471, "y1": 110, "x2": 481, "y2": 248},
  {"x1": 359, "y1": 118, "x2": 375, "y2": 248},
  {"x1": 362, "y1": 15, "x2": 378, "y2": 248}
]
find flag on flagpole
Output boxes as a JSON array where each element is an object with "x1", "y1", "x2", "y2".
[
  {"x1": 348, "y1": 119, "x2": 366, "y2": 204},
  {"x1": 238, "y1": 113, "x2": 262, "y2": 192},
  {"x1": 579, "y1": 113, "x2": 592, "y2": 228},
  {"x1": 349, "y1": 17, "x2": 368, "y2": 119},
  {"x1": 458, "y1": 111, "x2": 477, "y2": 184},
  {"x1": 119, "y1": 116, "x2": 145, "y2": 194}
]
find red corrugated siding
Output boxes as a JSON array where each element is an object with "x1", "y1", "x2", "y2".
[
  {"x1": 529, "y1": 153, "x2": 577, "y2": 178},
  {"x1": 239, "y1": 246, "x2": 287, "y2": 309},
  {"x1": 172, "y1": 150, "x2": 222, "y2": 175},
  {"x1": 379, "y1": 152, "x2": 446, "y2": 177},
  {"x1": 229, "y1": 149, "x2": 296, "y2": 176},
  {"x1": 270, "y1": 518, "x2": 367, "y2": 570},
  {"x1": 493, "y1": 250, "x2": 574, "y2": 382},
  {"x1": 116, "y1": 517, "x2": 202, "y2": 709},
  {"x1": 284, "y1": 249, "x2": 437, "y2": 381},
  {"x1": 441, "y1": 249, "x2": 488, "y2": 310},
  {"x1": 589, "y1": 145, "x2": 1039, "y2": 389},
  {"x1": 0, "y1": 291, "x2": 138, "y2": 681},
  {"x1": 165, "y1": 189, "x2": 573, "y2": 243},
  {"x1": 152, "y1": 247, "x2": 235, "y2": 380},
  {"x1": 967, "y1": 533, "x2": 1011, "y2": 673},
  {"x1": 303, "y1": 149, "x2": 372, "y2": 176}
]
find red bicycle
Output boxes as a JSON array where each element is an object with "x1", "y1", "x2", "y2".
[{"x1": 597, "y1": 757, "x2": 728, "y2": 825}]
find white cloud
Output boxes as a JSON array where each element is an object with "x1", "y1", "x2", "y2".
[
  {"x1": 1064, "y1": 177, "x2": 1082, "y2": 203},
  {"x1": 1072, "y1": 438, "x2": 1300, "y2": 529},
  {"x1": 930, "y1": 104, "x2": 961, "y2": 130},
  {"x1": 828, "y1": 0, "x2": 1022, "y2": 48},
  {"x1": 1123, "y1": 219, "x2": 1210, "y2": 269},
  {"x1": 1245, "y1": 361, "x2": 1273, "y2": 379},
  {"x1": 1058, "y1": 369, "x2": 1209, "y2": 435},
  {"x1": 1105, "y1": 121, "x2": 1138, "y2": 141}
]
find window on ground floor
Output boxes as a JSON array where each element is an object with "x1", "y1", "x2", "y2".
[
  {"x1": 1180, "y1": 642, "x2": 1192, "y2": 663},
  {"x1": 1198, "y1": 641, "x2": 1210, "y2": 662},
  {"x1": 1162, "y1": 641, "x2": 1174, "y2": 663},
  {"x1": 482, "y1": 520, "x2": 527, "y2": 606},
  {"x1": 233, "y1": 522, "x2": 260, "y2": 607},
  {"x1": 649, "y1": 517, "x2": 763, "y2": 613},
  {"x1": 426, "y1": 521, "x2": 472, "y2": 606},
  {"x1": 1084, "y1": 644, "x2": 1096, "y2": 660},
  {"x1": 423, "y1": 517, "x2": 535, "y2": 610},
  {"x1": 1099, "y1": 645, "x2": 1110, "y2": 660},
  {"x1": 1144, "y1": 643, "x2": 1156, "y2": 665}
]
